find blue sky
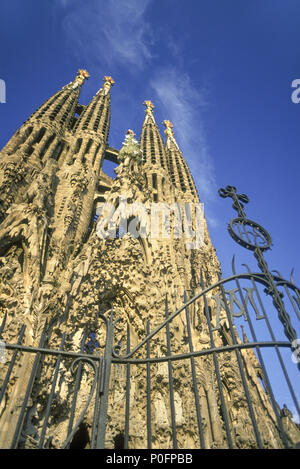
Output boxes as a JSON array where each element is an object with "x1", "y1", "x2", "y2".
[
  {"x1": 0, "y1": 0, "x2": 299, "y2": 419},
  {"x1": 0, "y1": 0, "x2": 299, "y2": 278}
]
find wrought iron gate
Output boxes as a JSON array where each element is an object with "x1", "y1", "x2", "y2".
[{"x1": 0, "y1": 186, "x2": 299, "y2": 449}]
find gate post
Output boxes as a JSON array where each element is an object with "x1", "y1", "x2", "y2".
[
  {"x1": 219, "y1": 185, "x2": 299, "y2": 371},
  {"x1": 95, "y1": 310, "x2": 114, "y2": 449}
]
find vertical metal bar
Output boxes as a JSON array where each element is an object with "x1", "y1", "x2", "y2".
[
  {"x1": 233, "y1": 272, "x2": 290, "y2": 448},
  {"x1": 96, "y1": 310, "x2": 114, "y2": 449},
  {"x1": 200, "y1": 271, "x2": 233, "y2": 448},
  {"x1": 90, "y1": 357, "x2": 104, "y2": 449},
  {"x1": 290, "y1": 282, "x2": 300, "y2": 321},
  {"x1": 254, "y1": 248, "x2": 298, "y2": 353},
  {"x1": 246, "y1": 269, "x2": 300, "y2": 424},
  {"x1": 124, "y1": 324, "x2": 131, "y2": 449},
  {"x1": 38, "y1": 334, "x2": 66, "y2": 448},
  {"x1": 217, "y1": 273, "x2": 263, "y2": 448},
  {"x1": 66, "y1": 328, "x2": 88, "y2": 443},
  {"x1": 194, "y1": 302, "x2": 197, "y2": 328},
  {"x1": 281, "y1": 279, "x2": 300, "y2": 321},
  {"x1": 0, "y1": 311, "x2": 7, "y2": 336},
  {"x1": 204, "y1": 388, "x2": 215, "y2": 441},
  {"x1": 0, "y1": 325, "x2": 26, "y2": 408},
  {"x1": 67, "y1": 366, "x2": 83, "y2": 439},
  {"x1": 184, "y1": 291, "x2": 205, "y2": 448},
  {"x1": 146, "y1": 320, "x2": 152, "y2": 449},
  {"x1": 10, "y1": 321, "x2": 48, "y2": 449},
  {"x1": 165, "y1": 296, "x2": 177, "y2": 449}
]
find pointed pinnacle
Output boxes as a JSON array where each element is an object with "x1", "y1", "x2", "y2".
[
  {"x1": 163, "y1": 119, "x2": 174, "y2": 136},
  {"x1": 163, "y1": 119, "x2": 179, "y2": 149},
  {"x1": 143, "y1": 100, "x2": 154, "y2": 115},
  {"x1": 74, "y1": 69, "x2": 90, "y2": 86},
  {"x1": 103, "y1": 76, "x2": 115, "y2": 94}
]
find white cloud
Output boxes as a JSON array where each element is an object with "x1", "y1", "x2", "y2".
[
  {"x1": 150, "y1": 68, "x2": 218, "y2": 206},
  {"x1": 293, "y1": 411, "x2": 300, "y2": 424},
  {"x1": 56, "y1": 1, "x2": 219, "y2": 222},
  {"x1": 57, "y1": 0, "x2": 153, "y2": 70}
]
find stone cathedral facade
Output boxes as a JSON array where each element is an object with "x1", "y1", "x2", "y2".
[{"x1": 0, "y1": 71, "x2": 299, "y2": 449}]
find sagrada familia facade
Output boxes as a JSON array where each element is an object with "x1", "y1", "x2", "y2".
[{"x1": 0, "y1": 70, "x2": 299, "y2": 449}]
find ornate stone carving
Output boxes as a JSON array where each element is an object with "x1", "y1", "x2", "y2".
[{"x1": 0, "y1": 74, "x2": 298, "y2": 450}]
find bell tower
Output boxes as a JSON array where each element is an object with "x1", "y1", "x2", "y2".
[
  {"x1": 0, "y1": 70, "x2": 90, "y2": 221},
  {"x1": 0, "y1": 71, "x2": 299, "y2": 450},
  {"x1": 43, "y1": 76, "x2": 115, "y2": 283},
  {"x1": 163, "y1": 119, "x2": 199, "y2": 202}
]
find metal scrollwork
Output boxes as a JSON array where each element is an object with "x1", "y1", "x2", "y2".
[
  {"x1": 220, "y1": 185, "x2": 299, "y2": 365},
  {"x1": 62, "y1": 357, "x2": 98, "y2": 449},
  {"x1": 229, "y1": 218, "x2": 272, "y2": 251},
  {"x1": 218, "y1": 185, "x2": 249, "y2": 218},
  {"x1": 219, "y1": 185, "x2": 272, "y2": 250},
  {"x1": 254, "y1": 248, "x2": 298, "y2": 347}
]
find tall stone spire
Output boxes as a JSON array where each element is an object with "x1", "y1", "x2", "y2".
[
  {"x1": 1, "y1": 69, "x2": 89, "y2": 157},
  {"x1": 30, "y1": 68, "x2": 90, "y2": 131},
  {"x1": 139, "y1": 101, "x2": 172, "y2": 202},
  {"x1": 73, "y1": 76, "x2": 114, "y2": 136},
  {"x1": 47, "y1": 76, "x2": 115, "y2": 264},
  {"x1": 163, "y1": 119, "x2": 199, "y2": 202},
  {"x1": 0, "y1": 70, "x2": 89, "y2": 221},
  {"x1": 140, "y1": 100, "x2": 168, "y2": 170},
  {"x1": 1, "y1": 71, "x2": 299, "y2": 452},
  {"x1": 69, "y1": 76, "x2": 114, "y2": 172}
]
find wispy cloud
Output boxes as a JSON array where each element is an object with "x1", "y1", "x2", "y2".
[
  {"x1": 57, "y1": 0, "x2": 153, "y2": 70},
  {"x1": 293, "y1": 410, "x2": 300, "y2": 424},
  {"x1": 150, "y1": 68, "x2": 218, "y2": 213},
  {"x1": 55, "y1": 1, "x2": 218, "y2": 223}
]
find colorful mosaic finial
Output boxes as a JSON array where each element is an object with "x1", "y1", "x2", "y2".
[
  {"x1": 143, "y1": 100, "x2": 154, "y2": 115},
  {"x1": 103, "y1": 76, "x2": 115, "y2": 95},
  {"x1": 74, "y1": 69, "x2": 90, "y2": 86},
  {"x1": 163, "y1": 119, "x2": 173, "y2": 129},
  {"x1": 163, "y1": 119, "x2": 179, "y2": 149},
  {"x1": 127, "y1": 129, "x2": 136, "y2": 136},
  {"x1": 163, "y1": 120, "x2": 174, "y2": 138}
]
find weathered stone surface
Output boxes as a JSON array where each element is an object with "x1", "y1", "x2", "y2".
[{"x1": 0, "y1": 75, "x2": 299, "y2": 450}]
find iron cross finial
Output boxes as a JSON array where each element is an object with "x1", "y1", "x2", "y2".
[{"x1": 218, "y1": 185, "x2": 249, "y2": 219}]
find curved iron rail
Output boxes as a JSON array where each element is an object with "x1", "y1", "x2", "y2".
[
  {"x1": 62, "y1": 357, "x2": 98, "y2": 449},
  {"x1": 111, "y1": 269, "x2": 300, "y2": 360}
]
